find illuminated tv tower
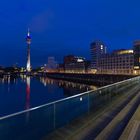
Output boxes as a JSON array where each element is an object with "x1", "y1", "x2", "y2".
[{"x1": 26, "y1": 29, "x2": 31, "y2": 72}]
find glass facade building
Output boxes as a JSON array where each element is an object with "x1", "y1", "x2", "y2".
[{"x1": 90, "y1": 41, "x2": 106, "y2": 72}]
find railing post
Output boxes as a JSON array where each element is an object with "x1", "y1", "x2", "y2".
[
  {"x1": 54, "y1": 104, "x2": 56, "y2": 129},
  {"x1": 88, "y1": 93, "x2": 90, "y2": 114}
]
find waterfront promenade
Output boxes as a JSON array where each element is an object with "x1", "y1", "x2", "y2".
[
  {"x1": 0, "y1": 76, "x2": 140, "y2": 140},
  {"x1": 44, "y1": 79, "x2": 140, "y2": 140}
]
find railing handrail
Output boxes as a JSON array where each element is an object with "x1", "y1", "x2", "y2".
[{"x1": 0, "y1": 76, "x2": 139, "y2": 121}]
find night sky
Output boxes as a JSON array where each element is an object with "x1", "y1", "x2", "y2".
[{"x1": 0, "y1": 0, "x2": 140, "y2": 67}]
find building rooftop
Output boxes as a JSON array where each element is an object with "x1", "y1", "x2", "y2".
[{"x1": 113, "y1": 49, "x2": 134, "y2": 55}]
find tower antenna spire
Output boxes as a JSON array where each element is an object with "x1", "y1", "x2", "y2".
[{"x1": 27, "y1": 28, "x2": 30, "y2": 36}]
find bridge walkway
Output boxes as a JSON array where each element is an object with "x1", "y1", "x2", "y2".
[{"x1": 43, "y1": 82, "x2": 140, "y2": 140}]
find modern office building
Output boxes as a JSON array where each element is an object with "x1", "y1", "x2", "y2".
[
  {"x1": 45, "y1": 57, "x2": 58, "y2": 72},
  {"x1": 58, "y1": 64, "x2": 65, "y2": 73},
  {"x1": 26, "y1": 29, "x2": 31, "y2": 72},
  {"x1": 64, "y1": 55, "x2": 86, "y2": 73},
  {"x1": 90, "y1": 41, "x2": 106, "y2": 73},
  {"x1": 64, "y1": 55, "x2": 75, "y2": 65},
  {"x1": 133, "y1": 40, "x2": 140, "y2": 74},
  {"x1": 98, "y1": 49, "x2": 134, "y2": 75},
  {"x1": 90, "y1": 40, "x2": 139, "y2": 75}
]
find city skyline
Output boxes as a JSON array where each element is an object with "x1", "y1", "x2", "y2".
[
  {"x1": 0, "y1": 0, "x2": 140, "y2": 66},
  {"x1": 0, "y1": 1, "x2": 140, "y2": 139},
  {"x1": 0, "y1": 30, "x2": 138, "y2": 68}
]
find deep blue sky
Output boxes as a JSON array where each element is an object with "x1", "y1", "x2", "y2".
[{"x1": 0, "y1": 0, "x2": 140, "y2": 67}]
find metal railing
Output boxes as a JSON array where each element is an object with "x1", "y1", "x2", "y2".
[{"x1": 0, "y1": 76, "x2": 140, "y2": 140}]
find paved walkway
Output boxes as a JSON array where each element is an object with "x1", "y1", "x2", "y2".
[
  {"x1": 95, "y1": 91, "x2": 140, "y2": 140},
  {"x1": 119, "y1": 105, "x2": 140, "y2": 140},
  {"x1": 42, "y1": 84, "x2": 140, "y2": 140}
]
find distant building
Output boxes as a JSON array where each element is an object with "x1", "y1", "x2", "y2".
[
  {"x1": 89, "y1": 40, "x2": 140, "y2": 75},
  {"x1": 0, "y1": 66, "x2": 4, "y2": 73},
  {"x1": 98, "y1": 49, "x2": 134, "y2": 75},
  {"x1": 64, "y1": 55, "x2": 86, "y2": 73},
  {"x1": 58, "y1": 64, "x2": 65, "y2": 73},
  {"x1": 64, "y1": 55, "x2": 75, "y2": 64},
  {"x1": 133, "y1": 41, "x2": 140, "y2": 74},
  {"x1": 45, "y1": 57, "x2": 58, "y2": 72},
  {"x1": 90, "y1": 41, "x2": 106, "y2": 73},
  {"x1": 85, "y1": 61, "x2": 91, "y2": 73}
]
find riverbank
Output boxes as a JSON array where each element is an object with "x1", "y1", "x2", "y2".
[
  {"x1": 45, "y1": 73, "x2": 136, "y2": 86},
  {"x1": 0, "y1": 72, "x2": 136, "y2": 86}
]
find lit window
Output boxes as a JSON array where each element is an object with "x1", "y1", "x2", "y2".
[{"x1": 101, "y1": 45, "x2": 103, "y2": 50}]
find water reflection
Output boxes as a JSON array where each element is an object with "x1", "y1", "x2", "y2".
[
  {"x1": 26, "y1": 76, "x2": 30, "y2": 122},
  {"x1": 26, "y1": 76, "x2": 30, "y2": 110},
  {"x1": 0, "y1": 75, "x2": 97, "y2": 117},
  {"x1": 0, "y1": 75, "x2": 17, "y2": 84},
  {"x1": 39, "y1": 77, "x2": 97, "y2": 92},
  {"x1": 0, "y1": 75, "x2": 97, "y2": 93}
]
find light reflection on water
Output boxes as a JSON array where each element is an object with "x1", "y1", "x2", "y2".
[
  {"x1": 0, "y1": 75, "x2": 97, "y2": 117},
  {"x1": 26, "y1": 77, "x2": 30, "y2": 110},
  {"x1": 39, "y1": 77, "x2": 97, "y2": 91}
]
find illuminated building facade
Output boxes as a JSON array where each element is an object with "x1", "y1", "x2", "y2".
[
  {"x1": 58, "y1": 64, "x2": 65, "y2": 73},
  {"x1": 98, "y1": 49, "x2": 134, "y2": 75},
  {"x1": 90, "y1": 41, "x2": 106, "y2": 73},
  {"x1": 45, "y1": 57, "x2": 58, "y2": 72},
  {"x1": 133, "y1": 41, "x2": 140, "y2": 74},
  {"x1": 90, "y1": 40, "x2": 140, "y2": 75},
  {"x1": 64, "y1": 55, "x2": 75, "y2": 64},
  {"x1": 64, "y1": 55, "x2": 86, "y2": 73},
  {"x1": 26, "y1": 29, "x2": 31, "y2": 72}
]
